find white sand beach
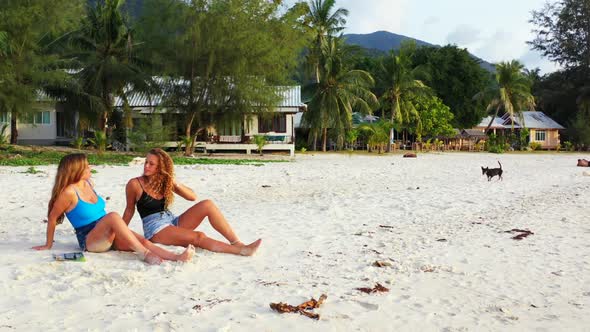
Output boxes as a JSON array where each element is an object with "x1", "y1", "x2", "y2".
[{"x1": 1, "y1": 152, "x2": 589, "y2": 331}]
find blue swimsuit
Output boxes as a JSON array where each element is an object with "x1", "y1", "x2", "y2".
[{"x1": 65, "y1": 183, "x2": 107, "y2": 250}]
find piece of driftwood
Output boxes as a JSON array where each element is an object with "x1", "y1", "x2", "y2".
[
  {"x1": 577, "y1": 159, "x2": 589, "y2": 167},
  {"x1": 403, "y1": 153, "x2": 417, "y2": 158},
  {"x1": 505, "y1": 228, "x2": 534, "y2": 240},
  {"x1": 356, "y1": 283, "x2": 389, "y2": 294},
  {"x1": 270, "y1": 294, "x2": 327, "y2": 320}
]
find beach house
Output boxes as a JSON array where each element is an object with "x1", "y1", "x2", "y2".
[
  {"x1": 474, "y1": 111, "x2": 565, "y2": 149},
  {"x1": 0, "y1": 86, "x2": 305, "y2": 156}
]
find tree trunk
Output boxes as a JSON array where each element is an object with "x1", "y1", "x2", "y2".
[
  {"x1": 184, "y1": 115, "x2": 196, "y2": 156},
  {"x1": 9, "y1": 110, "x2": 17, "y2": 144},
  {"x1": 484, "y1": 105, "x2": 501, "y2": 134},
  {"x1": 388, "y1": 128, "x2": 394, "y2": 153},
  {"x1": 322, "y1": 127, "x2": 327, "y2": 152}
]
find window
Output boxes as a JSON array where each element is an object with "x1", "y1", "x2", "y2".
[
  {"x1": 21, "y1": 111, "x2": 50, "y2": 124},
  {"x1": 34, "y1": 111, "x2": 51, "y2": 124},
  {"x1": 217, "y1": 117, "x2": 243, "y2": 136},
  {"x1": 0, "y1": 112, "x2": 8, "y2": 123},
  {"x1": 535, "y1": 130, "x2": 546, "y2": 141},
  {"x1": 258, "y1": 114, "x2": 286, "y2": 133}
]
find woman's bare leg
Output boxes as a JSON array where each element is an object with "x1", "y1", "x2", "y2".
[
  {"x1": 85, "y1": 212, "x2": 181, "y2": 264},
  {"x1": 177, "y1": 199, "x2": 242, "y2": 244},
  {"x1": 151, "y1": 226, "x2": 261, "y2": 256},
  {"x1": 113, "y1": 229, "x2": 194, "y2": 262}
]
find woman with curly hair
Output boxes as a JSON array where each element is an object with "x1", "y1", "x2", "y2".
[
  {"x1": 33, "y1": 153, "x2": 194, "y2": 265},
  {"x1": 123, "y1": 148, "x2": 261, "y2": 256}
]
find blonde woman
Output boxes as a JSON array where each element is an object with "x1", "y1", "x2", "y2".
[
  {"x1": 123, "y1": 148, "x2": 261, "y2": 256},
  {"x1": 33, "y1": 153, "x2": 194, "y2": 265}
]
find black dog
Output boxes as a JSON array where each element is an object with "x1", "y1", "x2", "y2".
[{"x1": 481, "y1": 161, "x2": 503, "y2": 181}]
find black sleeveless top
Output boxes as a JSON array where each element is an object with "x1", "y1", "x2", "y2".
[{"x1": 136, "y1": 178, "x2": 166, "y2": 218}]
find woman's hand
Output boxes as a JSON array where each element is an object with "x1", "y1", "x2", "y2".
[{"x1": 32, "y1": 244, "x2": 52, "y2": 250}]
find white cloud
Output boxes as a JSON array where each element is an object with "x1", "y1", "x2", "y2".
[
  {"x1": 446, "y1": 25, "x2": 482, "y2": 45},
  {"x1": 423, "y1": 16, "x2": 440, "y2": 26},
  {"x1": 519, "y1": 49, "x2": 562, "y2": 74},
  {"x1": 337, "y1": 0, "x2": 409, "y2": 34}
]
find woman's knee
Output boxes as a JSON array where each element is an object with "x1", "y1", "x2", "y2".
[
  {"x1": 199, "y1": 199, "x2": 217, "y2": 211},
  {"x1": 193, "y1": 231, "x2": 206, "y2": 246},
  {"x1": 104, "y1": 211, "x2": 123, "y2": 222},
  {"x1": 107, "y1": 211, "x2": 121, "y2": 218}
]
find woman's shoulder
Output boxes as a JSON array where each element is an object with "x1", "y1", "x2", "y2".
[
  {"x1": 60, "y1": 185, "x2": 78, "y2": 200},
  {"x1": 126, "y1": 177, "x2": 143, "y2": 191}
]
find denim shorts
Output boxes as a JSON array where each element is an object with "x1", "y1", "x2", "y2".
[
  {"x1": 142, "y1": 211, "x2": 179, "y2": 239},
  {"x1": 74, "y1": 218, "x2": 103, "y2": 251}
]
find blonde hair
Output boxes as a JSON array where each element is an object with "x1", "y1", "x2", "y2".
[
  {"x1": 49, "y1": 153, "x2": 88, "y2": 224},
  {"x1": 145, "y1": 148, "x2": 175, "y2": 209}
]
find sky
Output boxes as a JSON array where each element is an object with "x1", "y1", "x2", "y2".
[{"x1": 284, "y1": 0, "x2": 561, "y2": 74}]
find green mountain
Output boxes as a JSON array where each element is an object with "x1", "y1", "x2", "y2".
[{"x1": 344, "y1": 31, "x2": 495, "y2": 72}]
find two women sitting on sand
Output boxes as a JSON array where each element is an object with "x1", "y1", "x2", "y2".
[{"x1": 33, "y1": 150, "x2": 261, "y2": 264}]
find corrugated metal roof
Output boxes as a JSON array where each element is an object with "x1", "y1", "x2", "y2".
[
  {"x1": 114, "y1": 81, "x2": 304, "y2": 109},
  {"x1": 476, "y1": 112, "x2": 564, "y2": 130},
  {"x1": 520, "y1": 112, "x2": 565, "y2": 129},
  {"x1": 477, "y1": 116, "x2": 506, "y2": 128}
]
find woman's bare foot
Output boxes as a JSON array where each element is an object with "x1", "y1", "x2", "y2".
[
  {"x1": 141, "y1": 250, "x2": 163, "y2": 265},
  {"x1": 178, "y1": 244, "x2": 195, "y2": 262},
  {"x1": 239, "y1": 239, "x2": 262, "y2": 256}
]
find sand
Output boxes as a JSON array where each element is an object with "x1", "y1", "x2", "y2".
[{"x1": 0, "y1": 152, "x2": 589, "y2": 331}]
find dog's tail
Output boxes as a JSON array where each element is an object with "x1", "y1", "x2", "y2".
[{"x1": 498, "y1": 161, "x2": 502, "y2": 169}]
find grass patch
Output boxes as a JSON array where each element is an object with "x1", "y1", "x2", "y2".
[
  {"x1": 0, "y1": 146, "x2": 135, "y2": 166},
  {"x1": 171, "y1": 156, "x2": 286, "y2": 166},
  {"x1": 21, "y1": 166, "x2": 43, "y2": 174},
  {"x1": 0, "y1": 145, "x2": 290, "y2": 166}
]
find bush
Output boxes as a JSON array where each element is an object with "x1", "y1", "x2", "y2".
[
  {"x1": 529, "y1": 141, "x2": 542, "y2": 151},
  {"x1": 485, "y1": 134, "x2": 505, "y2": 154},
  {"x1": 128, "y1": 117, "x2": 174, "y2": 153},
  {"x1": 295, "y1": 135, "x2": 309, "y2": 151},
  {"x1": 70, "y1": 136, "x2": 84, "y2": 150},
  {"x1": 253, "y1": 135, "x2": 267, "y2": 156},
  {"x1": 563, "y1": 141, "x2": 574, "y2": 151},
  {"x1": 87, "y1": 131, "x2": 107, "y2": 155}
]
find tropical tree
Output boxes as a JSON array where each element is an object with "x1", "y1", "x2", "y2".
[
  {"x1": 474, "y1": 60, "x2": 536, "y2": 133},
  {"x1": 412, "y1": 45, "x2": 492, "y2": 129},
  {"x1": 136, "y1": 0, "x2": 307, "y2": 155},
  {"x1": 358, "y1": 120, "x2": 394, "y2": 154},
  {"x1": 303, "y1": 0, "x2": 349, "y2": 83},
  {"x1": 410, "y1": 95, "x2": 455, "y2": 141},
  {"x1": 529, "y1": 0, "x2": 590, "y2": 72},
  {"x1": 378, "y1": 41, "x2": 431, "y2": 151},
  {"x1": 303, "y1": 37, "x2": 377, "y2": 151},
  {"x1": 0, "y1": 1, "x2": 82, "y2": 144},
  {"x1": 66, "y1": 0, "x2": 156, "y2": 135}
]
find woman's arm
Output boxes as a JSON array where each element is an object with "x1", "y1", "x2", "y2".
[
  {"x1": 173, "y1": 181, "x2": 197, "y2": 201},
  {"x1": 32, "y1": 190, "x2": 73, "y2": 250},
  {"x1": 122, "y1": 180, "x2": 139, "y2": 225}
]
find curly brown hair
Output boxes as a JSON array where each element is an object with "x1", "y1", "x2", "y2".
[{"x1": 145, "y1": 148, "x2": 175, "y2": 209}]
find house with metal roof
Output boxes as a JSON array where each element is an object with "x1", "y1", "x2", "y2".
[
  {"x1": 114, "y1": 84, "x2": 305, "y2": 156},
  {"x1": 473, "y1": 111, "x2": 565, "y2": 149}
]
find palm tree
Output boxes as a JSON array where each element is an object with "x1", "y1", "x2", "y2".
[
  {"x1": 303, "y1": 0, "x2": 348, "y2": 83},
  {"x1": 68, "y1": 0, "x2": 155, "y2": 134},
  {"x1": 303, "y1": 37, "x2": 377, "y2": 151},
  {"x1": 358, "y1": 120, "x2": 394, "y2": 154},
  {"x1": 378, "y1": 41, "x2": 431, "y2": 151},
  {"x1": 475, "y1": 60, "x2": 535, "y2": 133}
]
